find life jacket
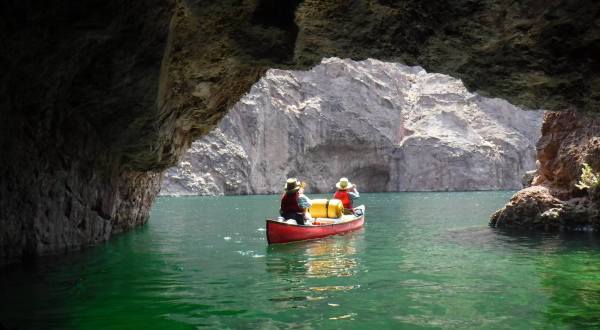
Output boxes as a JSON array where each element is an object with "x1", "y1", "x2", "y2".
[
  {"x1": 281, "y1": 192, "x2": 303, "y2": 213},
  {"x1": 334, "y1": 190, "x2": 352, "y2": 209}
]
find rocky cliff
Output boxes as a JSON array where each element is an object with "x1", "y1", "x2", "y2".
[
  {"x1": 161, "y1": 58, "x2": 544, "y2": 195},
  {"x1": 0, "y1": 0, "x2": 171, "y2": 265},
  {"x1": 491, "y1": 111, "x2": 600, "y2": 230},
  {"x1": 1, "y1": 0, "x2": 598, "y2": 264}
]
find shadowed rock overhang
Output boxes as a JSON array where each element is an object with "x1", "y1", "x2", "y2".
[{"x1": 0, "y1": 0, "x2": 598, "y2": 264}]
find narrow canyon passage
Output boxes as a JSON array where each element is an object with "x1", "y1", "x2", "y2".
[
  {"x1": 1, "y1": 0, "x2": 598, "y2": 265},
  {"x1": 1, "y1": 1, "x2": 600, "y2": 328}
]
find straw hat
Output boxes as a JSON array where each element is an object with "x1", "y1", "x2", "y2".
[
  {"x1": 335, "y1": 177, "x2": 354, "y2": 190},
  {"x1": 284, "y1": 178, "x2": 305, "y2": 193}
]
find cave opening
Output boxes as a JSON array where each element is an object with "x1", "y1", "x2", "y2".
[
  {"x1": 1, "y1": 0, "x2": 598, "y2": 267},
  {"x1": 2, "y1": 2, "x2": 600, "y2": 328}
]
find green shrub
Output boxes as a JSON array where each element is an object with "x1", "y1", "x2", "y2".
[{"x1": 575, "y1": 163, "x2": 600, "y2": 191}]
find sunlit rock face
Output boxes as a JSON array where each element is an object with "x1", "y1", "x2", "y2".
[
  {"x1": 491, "y1": 111, "x2": 600, "y2": 230},
  {"x1": 161, "y1": 58, "x2": 544, "y2": 195}
]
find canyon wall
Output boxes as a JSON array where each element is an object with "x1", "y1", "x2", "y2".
[
  {"x1": 1, "y1": 0, "x2": 598, "y2": 264},
  {"x1": 161, "y1": 58, "x2": 544, "y2": 195},
  {"x1": 0, "y1": 0, "x2": 171, "y2": 264}
]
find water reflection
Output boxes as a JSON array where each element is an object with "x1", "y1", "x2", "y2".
[
  {"x1": 444, "y1": 226, "x2": 600, "y2": 255},
  {"x1": 303, "y1": 234, "x2": 359, "y2": 278},
  {"x1": 265, "y1": 231, "x2": 363, "y2": 279},
  {"x1": 264, "y1": 232, "x2": 363, "y2": 308}
]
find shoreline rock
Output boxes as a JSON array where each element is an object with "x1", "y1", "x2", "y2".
[{"x1": 490, "y1": 111, "x2": 600, "y2": 230}]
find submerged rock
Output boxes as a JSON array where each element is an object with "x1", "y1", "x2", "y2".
[{"x1": 161, "y1": 58, "x2": 544, "y2": 196}]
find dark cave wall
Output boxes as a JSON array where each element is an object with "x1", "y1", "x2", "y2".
[
  {"x1": 1, "y1": 0, "x2": 599, "y2": 264},
  {"x1": 0, "y1": 0, "x2": 171, "y2": 264}
]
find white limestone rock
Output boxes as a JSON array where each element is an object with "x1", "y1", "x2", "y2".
[{"x1": 161, "y1": 58, "x2": 544, "y2": 195}]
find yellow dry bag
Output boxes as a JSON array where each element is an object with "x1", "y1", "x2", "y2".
[{"x1": 309, "y1": 199, "x2": 343, "y2": 219}]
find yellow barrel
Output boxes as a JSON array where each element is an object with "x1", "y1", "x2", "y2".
[{"x1": 309, "y1": 199, "x2": 343, "y2": 219}]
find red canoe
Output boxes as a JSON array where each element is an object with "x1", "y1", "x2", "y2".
[{"x1": 266, "y1": 205, "x2": 365, "y2": 244}]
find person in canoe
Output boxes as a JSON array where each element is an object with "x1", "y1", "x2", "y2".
[
  {"x1": 280, "y1": 178, "x2": 313, "y2": 225},
  {"x1": 333, "y1": 177, "x2": 360, "y2": 213}
]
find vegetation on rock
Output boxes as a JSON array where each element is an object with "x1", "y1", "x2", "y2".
[
  {"x1": 576, "y1": 163, "x2": 600, "y2": 203},
  {"x1": 575, "y1": 163, "x2": 600, "y2": 191}
]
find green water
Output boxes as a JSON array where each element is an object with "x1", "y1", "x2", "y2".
[{"x1": 3, "y1": 192, "x2": 600, "y2": 329}]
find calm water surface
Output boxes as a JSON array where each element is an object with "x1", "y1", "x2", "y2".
[{"x1": 3, "y1": 192, "x2": 600, "y2": 329}]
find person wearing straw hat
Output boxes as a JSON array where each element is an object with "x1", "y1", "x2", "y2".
[
  {"x1": 333, "y1": 177, "x2": 360, "y2": 211},
  {"x1": 280, "y1": 178, "x2": 312, "y2": 225}
]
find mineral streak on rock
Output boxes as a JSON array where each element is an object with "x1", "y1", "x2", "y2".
[{"x1": 161, "y1": 58, "x2": 544, "y2": 196}]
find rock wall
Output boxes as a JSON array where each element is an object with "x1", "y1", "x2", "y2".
[
  {"x1": 161, "y1": 58, "x2": 544, "y2": 195},
  {"x1": 491, "y1": 111, "x2": 600, "y2": 230},
  {"x1": 1, "y1": 0, "x2": 598, "y2": 264},
  {"x1": 0, "y1": 0, "x2": 171, "y2": 265}
]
